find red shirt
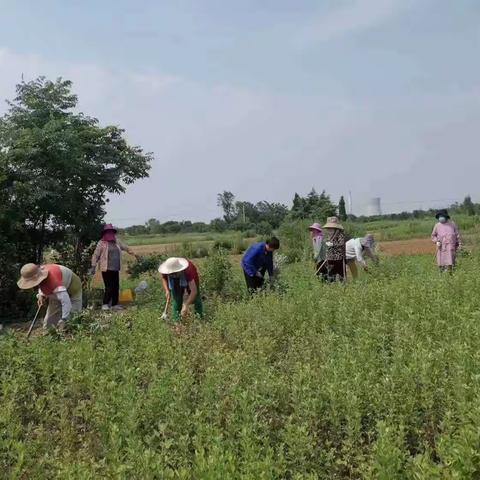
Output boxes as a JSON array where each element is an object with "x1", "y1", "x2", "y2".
[
  {"x1": 162, "y1": 260, "x2": 199, "y2": 287},
  {"x1": 184, "y1": 260, "x2": 199, "y2": 285}
]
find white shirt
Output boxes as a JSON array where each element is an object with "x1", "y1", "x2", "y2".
[{"x1": 345, "y1": 238, "x2": 374, "y2": 265}]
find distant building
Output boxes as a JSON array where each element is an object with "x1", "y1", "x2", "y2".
[{"x1": 366, "y1": 197, "x2": 382, "y2": 216}]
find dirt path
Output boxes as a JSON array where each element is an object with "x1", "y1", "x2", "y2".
[
  {"x1": 131, "y1": 238, "x2": 437, "y2": 258},
  {"x1": 378, "y1": 238, "x2": 435, "y2": 256}
]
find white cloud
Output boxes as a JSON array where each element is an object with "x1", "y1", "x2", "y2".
[{"x1": 0, "y1": 47, "x2": 479, "y2": 223}]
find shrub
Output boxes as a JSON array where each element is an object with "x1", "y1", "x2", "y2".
[
  {"x1": 127, "y1": 254, "x2": 166, "y2": 278},
  {"x1": 202, "y1": 248, "x2": 232, "y2": 295},
  {"x1": 212, "y1": 239, "x2": 233, "y2": 251},
  {"x1": 277, "y1": 220, "x2": 310, "y2": 263}
]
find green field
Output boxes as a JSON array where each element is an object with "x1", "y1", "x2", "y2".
[
  {"x1": 122, "y1": 215, "x2": 480, "y2": 249},
  {"x1": 122, "y1": 231, "x2": 250, "y2": 247},
  {"x1": 2, "y1": 247, "x2": 480, "y2": 477}
]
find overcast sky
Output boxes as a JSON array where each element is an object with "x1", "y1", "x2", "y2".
[{"x1": 1, "y1": 0, "x2": 479, "y2": 225}]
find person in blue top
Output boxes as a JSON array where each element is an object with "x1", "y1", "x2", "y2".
[{"x1": 241, "y1": 237, "x2": 280, "y2": 293}]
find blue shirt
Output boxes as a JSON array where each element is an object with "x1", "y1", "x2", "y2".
[{"x1": 241, "y1": 242, "x2": 274, "y2": 277}]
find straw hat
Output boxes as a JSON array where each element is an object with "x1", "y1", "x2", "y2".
[
  {"x1": 158, "y1": 257, "x2": 189, "y2": 275},
  {"x1": 17, "y1": 263, "x2": 48, "y2": 289},
  {"x1": 323, "y1": 216, "x2": 344, "y2": 230},
  {"x1": 308, "y1": 223, "x2": 323, "y2": 232},
  {"x1": 102, "y1": 223, "x2": 117, "y2": 233}
]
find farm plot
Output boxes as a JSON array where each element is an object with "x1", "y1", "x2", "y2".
[{"x1": 2, "y1": 253, "x2": 480, "y2": 477}]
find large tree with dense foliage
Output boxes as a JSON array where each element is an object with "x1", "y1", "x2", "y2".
[{"x1": 0, "y1": 77, "x2": 152, "y2": 320}]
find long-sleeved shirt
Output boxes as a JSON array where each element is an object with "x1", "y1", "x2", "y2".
[
  {"x1": 92, "y1": 239, "x2": 135, "y2": 272},
  {"x1": 345, "y1": 238, "x2": 375, "y2": 266},
  {"x1": 241, "y1": 242, "x2": 274, "y2": 277}
]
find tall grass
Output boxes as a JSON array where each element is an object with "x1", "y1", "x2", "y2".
[{"x1": 2, "y1": 253, "x2": 480, "y2": 477}]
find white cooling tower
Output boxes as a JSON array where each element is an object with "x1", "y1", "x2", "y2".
[{"x1": 366, "y1": 197, "x2": 382, "y2": 216}]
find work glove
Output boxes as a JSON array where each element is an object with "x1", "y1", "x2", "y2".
[
  {"x1": 325, "y1": 241, "x2": 333, "y2": 247},
  {"x1": 89, "y1": 266, "x2": 96, "y2": 276},
  {"x1": 161, "y1": 312, "x2": 168, "y2": 321},
  {"x1": 436, "y1": 241, "x2": 441, "y2": 248},
  {"x1": 256, "y1": 271, "x2": 264, "y2": 278}
]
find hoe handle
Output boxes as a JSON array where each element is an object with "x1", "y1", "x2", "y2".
[{"x1": 27, "y1": 305, "x2": 42, "y2": 339}]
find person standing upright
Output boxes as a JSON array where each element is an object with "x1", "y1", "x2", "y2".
[
  {"x1": 319, "y1": 217, "x2": 346, "y2": 282},
  {"x1": 308, "y1": 223, "x2": 326, "y2": 275},
  {"x1": 431, "y1": 209, "x2": 461, "y2": 273},
  {"x1": 91, "y1": 224, "x2": 139, "y2": 311},
  {"x1": 241, "y1": 237, "x2": 280, "y2": 293}
]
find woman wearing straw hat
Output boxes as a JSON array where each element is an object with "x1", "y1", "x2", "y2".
[
  {"x1": 308, "y1": 223, "x2": 326, "y2": 275},
  {"x1": 318, "y1": 216, "x2": 347, "y2": 282},
  {"x1": 431, "y1": 209, "x2": 461, "y2": 273},
  {"x1": 91, "y1": 224, "x2": 139, "y2": 311},
  {"x1": 158, "y1": 257, "x2": 203, "y2": 322},
  {"x1": 17, "y1": 263, "x2": 83, "y2": 329}
]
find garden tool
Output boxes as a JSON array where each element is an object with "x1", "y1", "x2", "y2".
[
  {"x1": 315, "y1": 259, "x2": 327, "y2": 276},
  {"x1": 26, "y1": 305, "x2": 43, "y2": 339},
  {"x1": 161, "y1": 298, "x2": 170, "y2": 321}
]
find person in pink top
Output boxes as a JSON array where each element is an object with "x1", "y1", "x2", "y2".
[{"x1": 431, "y1": 209, "x2": 461, "y2": 273}]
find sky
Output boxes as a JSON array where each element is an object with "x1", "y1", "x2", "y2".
[{"x1": 0, "y1": 0, "x2": 479, "y2": 225}]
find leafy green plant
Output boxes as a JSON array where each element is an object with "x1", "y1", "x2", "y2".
[
  {"x1": 202, "y1": 248, "x2": 232, "y2": 295},
  {"x1": 127, "y1": 254, "x2": 165, "y2": 278}
]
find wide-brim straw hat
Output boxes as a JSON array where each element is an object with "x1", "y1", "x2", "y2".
[
  {"x1": 435, "y1": 209, "x2": 450, "y2": 220},
  {"x1": 158, "y1": 257, "x2": 189, "y2": 275},
  {"x1": 102, "y1": 223, "x2": 117, "y2": 233},
  {"x1": 17, "y1": 263, "x2": 48, "y2": 289},
  {"x1": 323, "y1": 216, "x2": 344, "y2": 230},
  {"x1": 308, "y1": 223, "x2": 323, "y2": 232}
]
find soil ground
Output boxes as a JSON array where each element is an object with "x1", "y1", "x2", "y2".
[{"x1": 130, "y1": 237, "x2": 437, "y2": 258}]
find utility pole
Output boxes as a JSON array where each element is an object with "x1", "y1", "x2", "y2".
[
  {"x1": 348, "y1": 191, "x2": 353, "y2": 215},
  {"x1": 242, "y1": 204, "x2": 246, "y2": 223}
]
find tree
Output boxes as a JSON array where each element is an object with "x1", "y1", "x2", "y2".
[
  {"x1": 462, "y1": 195, "x2": 476, "y2": 216},
  {"x1": 217, "y1": 191, "x2": 237, "y2": 224},
  {"x1": 338, "y1": 196, "x2": 347, "y2": 221},
  {"x1": 0, "y1": 76, "x2": 152, "y2": 319},
  {"x1": 290, "y1": 193, "x2": 308, "y2": 219}
]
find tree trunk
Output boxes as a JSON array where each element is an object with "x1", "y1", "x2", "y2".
[{"x1": 36, "y1": 213, "x2": 47, "y2": 264}]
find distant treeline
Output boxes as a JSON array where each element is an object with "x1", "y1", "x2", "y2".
[{"x1": 122, "y1": 192, "x2": 479, "y2": 236}]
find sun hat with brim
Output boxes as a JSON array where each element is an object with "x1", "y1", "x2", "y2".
[
  {"x1": 158, "y1": 257, "x2": 189, "y2": 275},
  {"x1": 17, "y1": 263, "x2": 48, "y2": 289},
  {"x1": 308, "y1": 223, "x2": 323, "y2": 232},
  {"x1": 435, "y1": 209, "x2": 450, "y2": 220},
  {"x1": 102, "y1": 223, "x2": 117, "y2": 233},
  {"x1": 323, "y1": 216, "x2": 344, "y2": 230},
  {"x1": 361, "y1": 234, "x2": 375, "y2": 248}
]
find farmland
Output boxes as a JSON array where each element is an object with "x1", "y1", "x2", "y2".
[{"x1": 2, "y1": 231, "x2": 480, "y2": 477}]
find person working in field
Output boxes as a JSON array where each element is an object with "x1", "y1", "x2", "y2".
[
  {"x1": 308, "y1": 223, "x2": 326, "y2": 275},
  {"x1": 345, "y1": 234, "x2": 378, "y2": 279},
  {"x1": 318, "y1": 217, "x2": 346, "y2": 282},
  {"x1": 17, "y1": 263, "x2": 83, "y2": 330},
  {"x1": 159, "y1": 257, "x2": 203, "y2": 321},
  {"x1": 241, "y1": 237, "x2": 280, "y2": 293},
  {"x1": 431, "y1": 209, "x2": 461, "y2": 273},
  {"x1": 91, "y1": 224, "x2": 139, "y2": 311}
]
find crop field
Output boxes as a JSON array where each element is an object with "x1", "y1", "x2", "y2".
[{"x1": 2, "y1": 242, "x2": 480, "y2": 478}]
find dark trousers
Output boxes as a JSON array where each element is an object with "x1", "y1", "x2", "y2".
[
  {"x1": 318, "y1": 260, "x2": 345, "y2": 283},
  {"x1": 102, "y1": 270, "x2": 120, "y2": 306},
  {"x1": 244, "y1": 270, "x2": 265, "y2": 294}
]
